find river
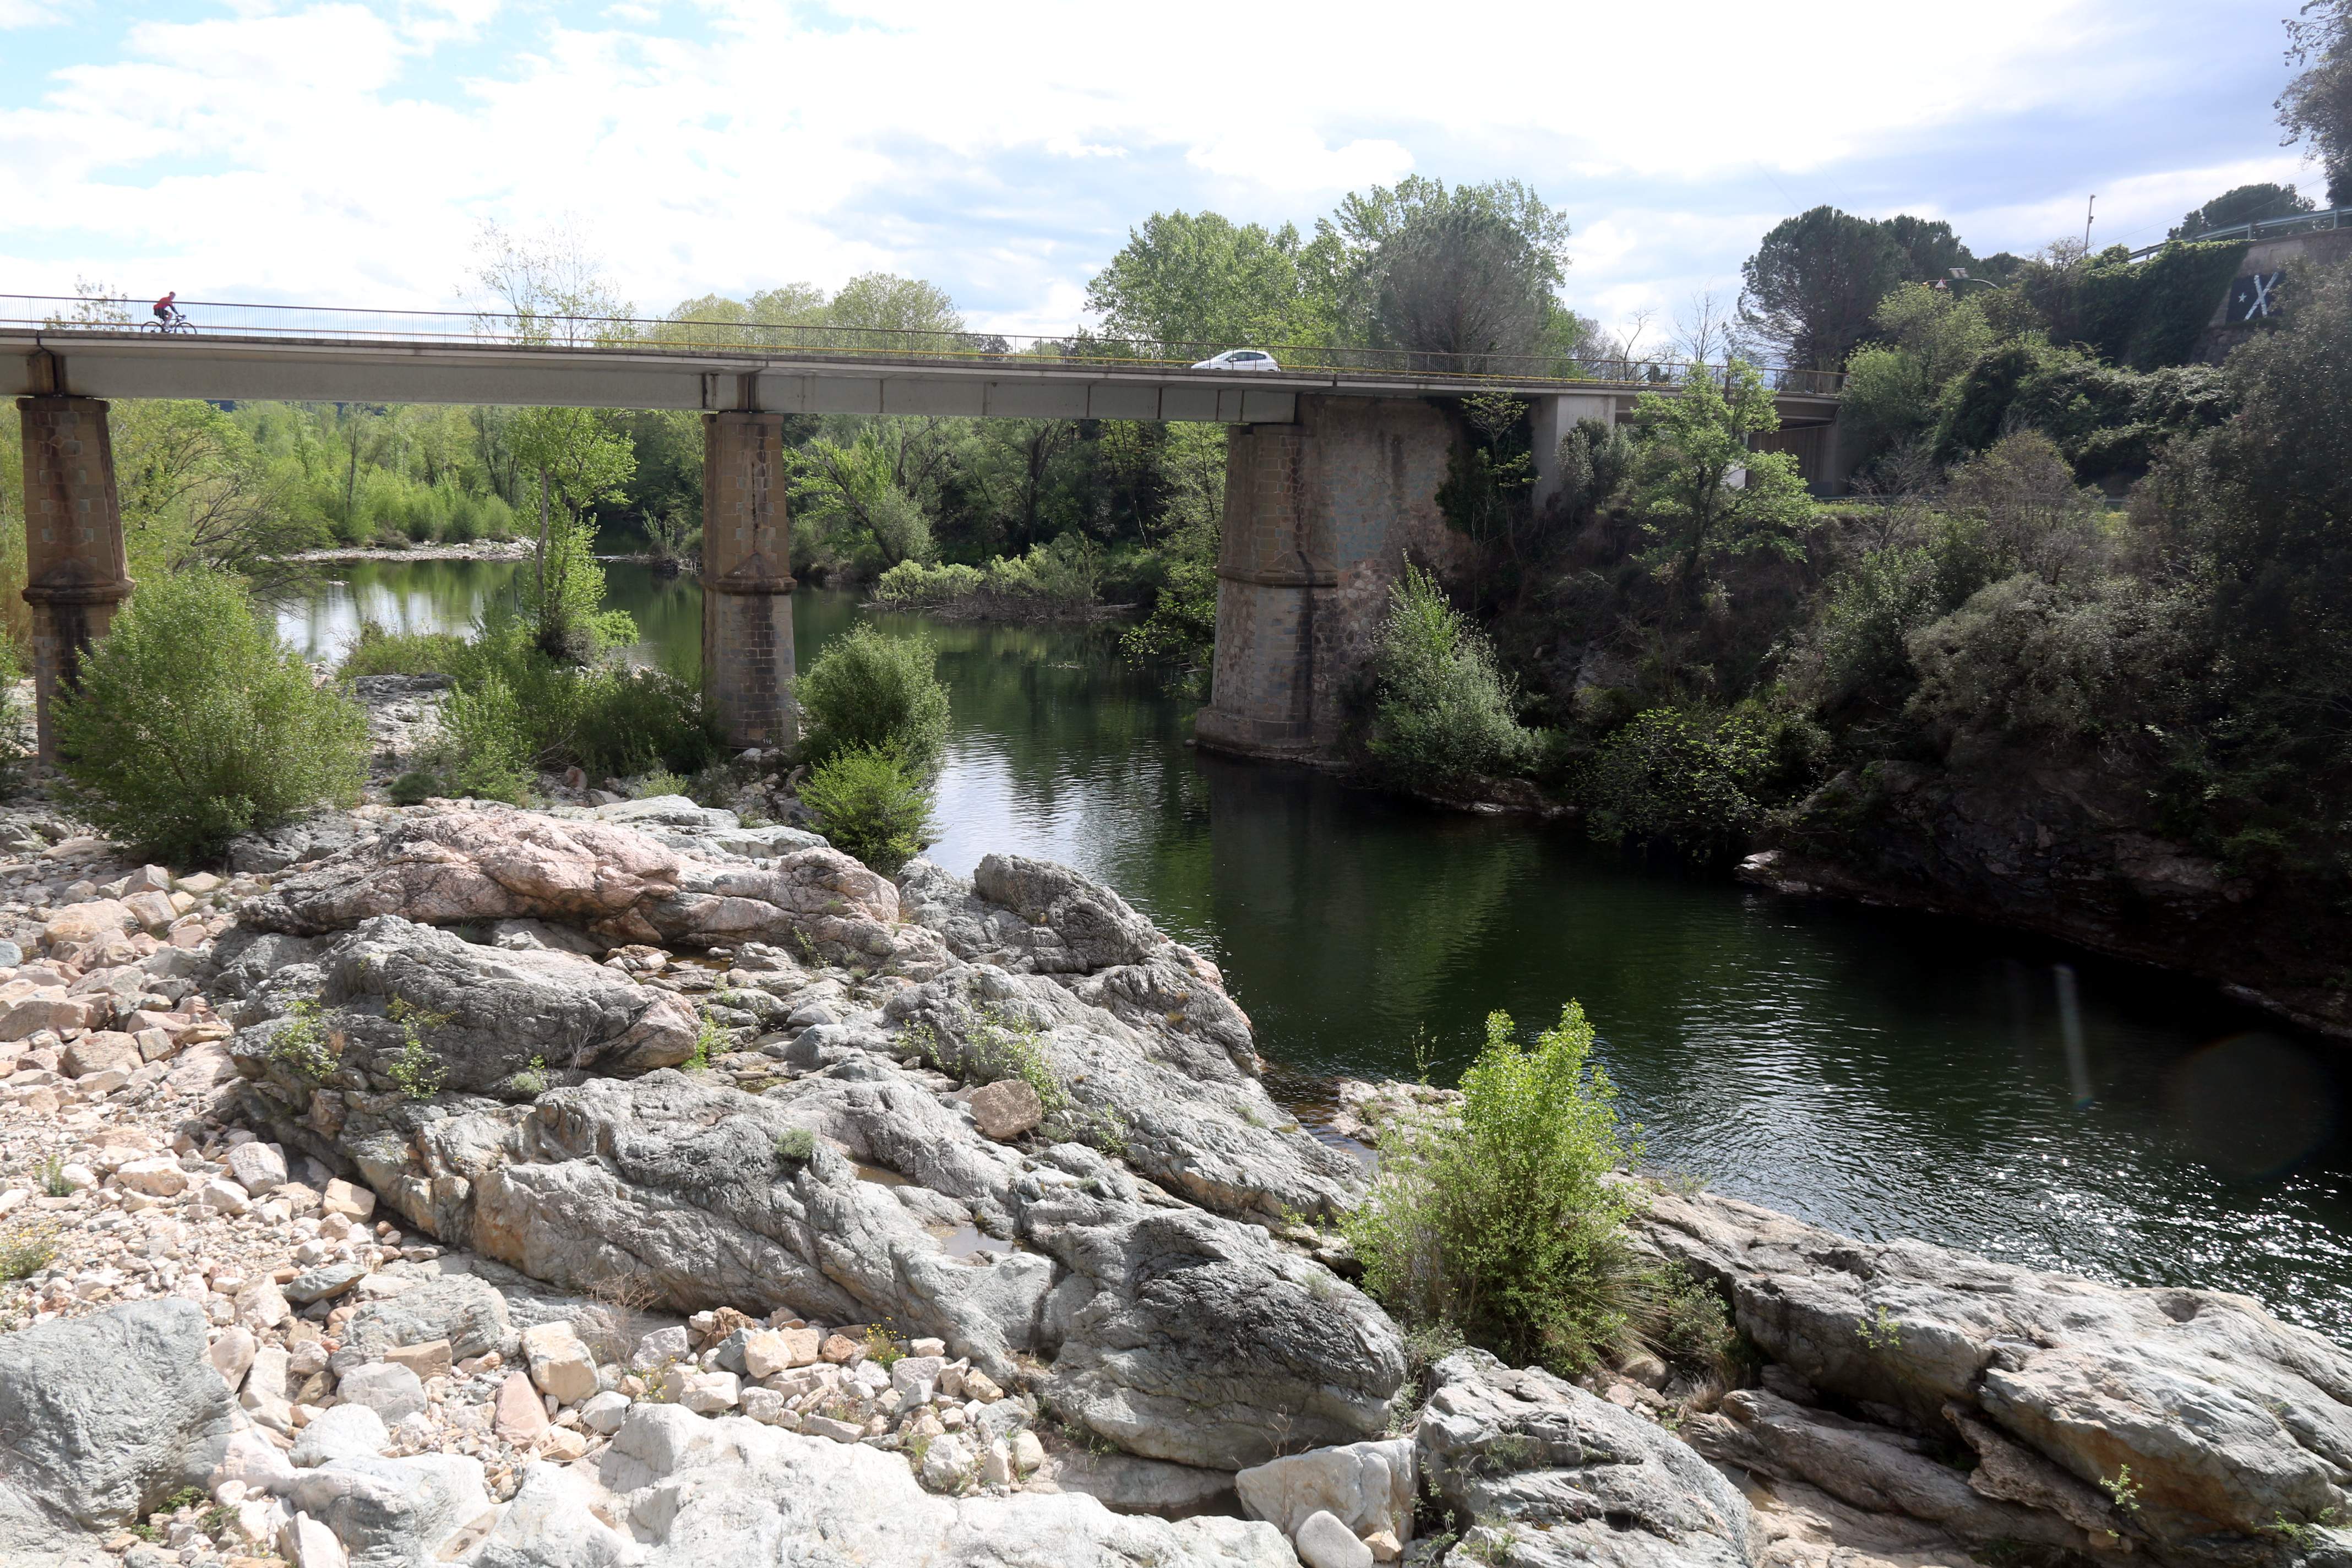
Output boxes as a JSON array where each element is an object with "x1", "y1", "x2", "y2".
[{"x1": 277, "y1": 557, "x2": 2352, "y2": 1340}]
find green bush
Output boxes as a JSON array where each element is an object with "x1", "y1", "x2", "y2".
[
  {"x1": 1579, "y1": 705, "x2": 1813, "y2": 863},
  {"x1": 434, "y1": 606, "x2": 725, "y2": 787},
  {"x1": 1365, "y1": 564, "x2": 1532, "y2": 789},
  {"x1": 1344, "y1": 1004, "x2": 1645, "y2": 1374},
  {"x1": 387, "y1": 770, "x2": 440, "y2": 806},
  {"x1": 796, "y1": 625, "x2": 951, "y2": 773},
  {"x1": 799, "y1": 747, "x2": 935, "y2": 873},
  {"x1": 338, "y1": 620, "x2": 469, "y2": 678},
  {"x1": 53, "y1": 569, "x2": 368, "y2": 861}
]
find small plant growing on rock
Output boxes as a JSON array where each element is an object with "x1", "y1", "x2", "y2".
[
  {"x1": 683, "y1": 1008, "x2": 723, "y2": 1071},
  {"x1": 635, "y1": 769, "x2": 689, "y2": 799},
  {"x1": 384, "y1": 995, "x2": 451, "y2": 1099},
  {"x1": 2103, "y1": 1464, "x2": 2142, "y2": 1513},
  {"x1": 774, "y1": 1127, "x2": 816, "y2": 1165},
  {"x1": 509, "y1": 1054, "x2": 549, "y2": 1096},
  {"x1": 1855, "y1": 1305, "x2": 1903, "y2": 1351},
  {"x1": 0, "y1": 1218, "x2": 60, "y2": 1280},
  {"x1": 266, "y1": 998, "x2": 338, "y2": 1084},
  {"x1": 388, "y1": 770, "x2": 441, "y2": 807},
  {"x1": 38, "y1": 1158, "x2": 73, "y2": 1199}
]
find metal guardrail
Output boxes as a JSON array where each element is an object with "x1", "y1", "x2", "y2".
[
  {"x1": 2125, "y1": 206, "x2": 2349, "y2": 263},
  {"x1": 1, "y1": 294, "x2": 1846, "y2": 398}
]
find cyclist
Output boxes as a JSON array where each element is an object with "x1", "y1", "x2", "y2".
[{"x1": 152, "y1": 291, "x2": 178, "y2": 324}]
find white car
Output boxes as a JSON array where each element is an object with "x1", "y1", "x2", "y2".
[{"x1": 1190, "y1": 349, "x2": 1280, "y2": 371}]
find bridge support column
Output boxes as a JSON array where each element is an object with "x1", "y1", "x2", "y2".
[
  {"x1": 1528, "y1": 391, "x2": 1624, "y2": 516},
  {"x1": 1193, "y1": 395, "x2": 1461, "y2": 761},
  {"x1": 17, "y1": 390, "x2": 133, "y2": 765},
  {"x1": 700, "y1": 410, "x2": 795, "y2": 750}
]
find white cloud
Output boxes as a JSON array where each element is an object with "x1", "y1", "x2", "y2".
[
  {"x1": 0, "y1": 0, "x2": 2305, "y2": 339},
  {"x1": 0, "y1": 0, "x2": 73, "y2": 25}
]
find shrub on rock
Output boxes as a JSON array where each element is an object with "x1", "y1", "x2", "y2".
[
  {"x1": 796, "y1": 624, "x2": 951, "y2": 773},
  {"x1": 53, "y1": 567, "x2": 367, "y2": 862},
  {"x1": 799, "y1": 747, "x2": 935, "y2": 874},
  {"x1": 1344, "y1": 1002, "x2": 1645, "y2": 1375},
  {"x1": 1364, "y1": 564, "x2": 1534, "y2": 791}
]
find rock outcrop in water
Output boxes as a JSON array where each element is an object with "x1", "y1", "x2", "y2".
[{"x1": 1641, "y1": 1185, "x2": 2352, "y2": 1568}]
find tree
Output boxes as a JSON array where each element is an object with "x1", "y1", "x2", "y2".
[
  {"x1": 110, "y1": 400, "x2": 325, "y2": 579},
  {"x1": 823, "y1": 273, "x2": 963, "y2": 345},
  {"x1": 1880, "y1": 216, "x2": 1976, "y2": 284},
  {"x1": 2171, "y1": 182, "x2": 2317, "y2": 240},
  {"x1": 53, "y1": 569, "x2": 368, "y2": 861},
  {"x1": 1624, "y1": 361, "x2": 1812, "y2": 587},
  {"x1": 1739, "y1": 206, "x2": 1908, "y2": 369},
  {"x1": 2279, "y1": 1, "x2": 2352, "y2": 205},
  {"x1": 507, "y1": 407, "x2": 635, "y2": 658},
  {"x1": 1318, "y1": 177, "x2": 1574, "y2": 364},
  {"x1": 1085, "y1": 210, "x2": 1337, "y2": 348},
  {"x1": 471, "y1": 219, "x2": 633, "y2": 344}
]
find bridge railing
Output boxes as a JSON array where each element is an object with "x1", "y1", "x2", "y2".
[
  {"x1": 0, "y1": 294, "x2": 1845, "y2": 396},
  {"x1": 2124, "y1": 205, "x2": 2350, "y2": 262}
]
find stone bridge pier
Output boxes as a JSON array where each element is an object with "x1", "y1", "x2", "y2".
[
  {"x1": 1191, "y1": 394, "x2": 1464, "y2": 760},
  {"x1": 700, "y1": 408, "x2": 796, "y2": 750},
  {"x1": 16, "y1": 374, "x2": 134, "y2": 764}
]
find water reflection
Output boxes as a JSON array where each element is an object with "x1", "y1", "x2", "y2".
[{"x1": 276, "y1": 570, "x2": 2352, "y2": 1340}]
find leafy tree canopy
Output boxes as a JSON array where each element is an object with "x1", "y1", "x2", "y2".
[
  {"x1": 1739, "y1": 206, "x2": 1977, "y2": 369},
  {"x1": 2171, "y1": 182, "x2": 2317, "y2": 240},
  {"x1": 2279, "y1": 0, "x2": 2352, "y2": 205},
  {"x1": 1084, "y1": 211, "x2": 1338, "y2": 348}
]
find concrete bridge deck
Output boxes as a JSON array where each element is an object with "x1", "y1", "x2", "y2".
[{"x1": 7, "y1": 295, "x2": 1846, "y2": 768}]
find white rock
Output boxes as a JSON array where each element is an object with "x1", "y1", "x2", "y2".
[
  {"x1": 1237, "y1": 1437, "x2": 1415, "y2": 1544},
  {"x1": 225, "y1": 1140, "x2": 288, "y2": 1194},
  {"x1": 520, "y1": 1319, "x2": 600, "y2": 1404},
  {"x1": 338, "y1": 1360, "x2": 427, "y2": 1422},
  {"x1": 237, "y1": 1277, "x2": 291, "y2": 1331},
  {"x1": 630, "y1": 1324, "x2": 691, "y2": 1373},
  {"x1": 209, "y1": 1326, "x2": 258, "y2": 1390},
  {"x1": 280, "y1": 1509, "x2": 349, "y2": 1568},
  {"x1": 681, "y1": 1370, "x2": 741, "y2": 1413},
  {"x1": 198, "y1": 1175, "x2": 252, "y2": 1215},
  {"x1": 241, "y1": 1345, "x2": 291, "y2": 1411},
  {"x1": 580, "y1": 1390, "x2": 631, "y2": 1435},
  {"x1": 291, "y1": 1402, "x2": 391, "y2": 1467},
  {"x1": 981, "y1": 1437, "x2": 1015, "y2": 1487},
  {"x1": 919, "y1": 1432, "x2": 977, "y2": 1493},
  {"x1": 113, "y1": 1154, "x2": 187, "y2": 1196},
  {"x1": 891, "y1": 1354, "x2": 946, "y2": 1406},
  {"x1": 1011, "y1": 1428, "x2": 1046, "y2": 1475},
  {"x1": 1295, "y1": 1509, "x2": 1376, "y2": 1568},
  {"x1": 213, "y1": 1428, "x2": 298, "y2": 1495}
]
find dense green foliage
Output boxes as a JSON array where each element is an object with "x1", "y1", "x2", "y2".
[
  {"x1": 2278, "y1": 2, "x2": 2352, "y2": 205},
  {"x1": 1739, "y1": 206, "x2": 1977, "y2": 368},
  {"x1": 794, "y1": 624, "x2": 952, "y2": 773},
  {"x1": 798, "y1": 748, "x2": 936, "y2": 874},
  {"x1": 53, "y1": 570, "x2": 368, "y2": 861},
  {"x1": 1364, "y1": 566, "x2": 1534, "y2": 790},
  {"x1": 1345, "y1": 1004, "x2": 1646, "y2": 1374}
]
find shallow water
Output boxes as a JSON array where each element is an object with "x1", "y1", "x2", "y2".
[{"x1": 278, "y1": 562, "x2": 2352, "y2": 1340}]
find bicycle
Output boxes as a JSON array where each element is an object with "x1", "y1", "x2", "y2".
[{"x1": 143, "y1": 306, "x2": 195, "y2": 335}]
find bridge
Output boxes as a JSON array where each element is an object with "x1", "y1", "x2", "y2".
[{"x1": 4, "y1": 296, "x2": 1846, "y2": 764}]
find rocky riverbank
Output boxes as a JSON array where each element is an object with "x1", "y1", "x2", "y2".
[{"x1": 0, "y1": 791, "x2": 2345, "y2": 1568}]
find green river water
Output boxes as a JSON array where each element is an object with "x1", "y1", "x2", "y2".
[{"x1": 277, "y1": 557, "x2": 2352, "y2": 1340}]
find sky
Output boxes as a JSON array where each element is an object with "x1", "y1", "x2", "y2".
[{"x1": 0, "y1": 0, "x2": 2324, "y2": 345}]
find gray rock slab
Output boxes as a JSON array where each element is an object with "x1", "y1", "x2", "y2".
[{"x1": 0, "y1": 1299, "x2": 234, "y2": 1531}]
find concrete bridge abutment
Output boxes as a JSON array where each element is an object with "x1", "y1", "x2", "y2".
[
  {"x1": 1192, "y1": 394, "x2": 1464, "y2": 761},
  {"x1": 700, "y1": 409, "x2": 796, "y2": 752},
  {"x1": 16, "y1": 384, "x2": 133, "y2": 764}
]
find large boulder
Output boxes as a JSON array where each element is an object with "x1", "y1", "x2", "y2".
[
  {"x1": 1418, "y1": 1349, "x2": 1758, "y2": 1568},
  {"x1": 0, "y1": 1299, "x2": 236, "y2": 1533},
  {"x1": 1641, "y1": 1185, "x2": 2352, "y2": 1567},
  {"x1": 885, "y1": 962, "x2": 1359, "y2": 1221},
  {"x1": 1237, "y1": 1439, "x2": 1415, "y2": 1544},
  {"x1": 1025, "y1": 1182, "x2": 1406, "y2": 1469},
  {"x1": 232, "y1": 915, "x2": 696, "y2": 1110},
  {"x1": 240, "y1": 807, "x2": 679, "y2": 934},
  {"x1": 239, "y1": 803, "x2": 918, "y2": 965},
  {"x1": 580, "y1": 1403, "x2": 1297, "y2": 1567}
]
